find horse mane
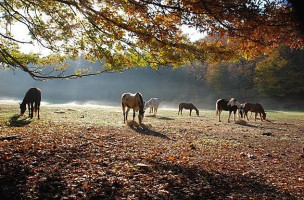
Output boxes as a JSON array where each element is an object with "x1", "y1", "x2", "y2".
[{"x1": 136, "y1": 92, "x2": 144, "y2": 111}]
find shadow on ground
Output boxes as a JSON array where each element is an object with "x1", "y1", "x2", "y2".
[
  {"x1": 0, "y1": 146, "x2": 298, "y2": 200},
  {"x1": 8, "y1": 115, "x2": 32, "y2": 127},
  {"x1": 127, "y1": 121, "x2": 171, "y2": 140}
]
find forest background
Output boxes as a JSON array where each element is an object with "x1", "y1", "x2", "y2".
[{"x1": 1, "y1": 45, "x2": 303, "y2": 110}]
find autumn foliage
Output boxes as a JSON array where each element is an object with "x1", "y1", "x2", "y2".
[{"x1": 0, "y1": 0, "x2": 303, "y2": 79}]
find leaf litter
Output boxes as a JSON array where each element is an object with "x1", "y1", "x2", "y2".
[{"x1": 0, "y1": 104, "x2": 303, "y2": 199}]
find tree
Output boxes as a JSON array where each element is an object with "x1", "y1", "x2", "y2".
[
  {"x1": 0, "y1": 0, "x2": 303, "y2": 80},
  {"x1": 204, "y1": 59, "x2": 257, "y2": 98},
  {"x1": 254, "y1": 45, "x2": 304, "y2": 98}
]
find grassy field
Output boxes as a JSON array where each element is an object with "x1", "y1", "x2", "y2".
[{"x1": 0, "y1": 102, "x2": 304, "y2": 199}]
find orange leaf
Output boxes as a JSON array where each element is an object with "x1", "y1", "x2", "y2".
[{"x1": 168, "y1": 156, "x2": 175, "y2": 161}]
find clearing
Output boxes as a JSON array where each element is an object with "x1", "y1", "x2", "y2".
[{"x1": 0, "y1": 102, "x2": 304, "y2": 199}]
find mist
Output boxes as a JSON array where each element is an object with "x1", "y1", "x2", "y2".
[{"x1": 0, "y1": 60, "x2": 217, "y2": 110}]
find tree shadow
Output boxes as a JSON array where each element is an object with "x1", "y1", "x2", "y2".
[
  {"x1": 0, "y1": 156, "x2": 66, "y2": 200},
  {"x1": 0, "y1": 158, "x2": 32, "y2": 200},
  {"x1": 0, "y1": 136, "x2": 298, "y2": 200},
  {"x1": 145, "y1": 161, "x2": 297, "y2": 200},
  {"x1": 8, "y1": 115, "x2": 32, "y2": 127},
  {"x1": 128, "y1": 122, "x2": 171, "y2": 140}
]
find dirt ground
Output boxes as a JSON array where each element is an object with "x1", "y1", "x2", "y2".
[{"x1": 0, "y1": 102, "x2": 304, "y2": 199}]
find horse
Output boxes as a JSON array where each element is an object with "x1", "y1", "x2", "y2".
[
  {"x1": 20, "y1": 88, "x2": 42, "y2": 119},
  {"x1": 144, "y1": 98, "x2": 160, "y2": 114},
  {"x1": 121, "y1": 92, "x2": 145, "y2": 124},
  {"x1": 216, "y1": 98, "x2": 242, "y2": 122},
  {"x1": 243, "y1": 102, "x2": 266, "y2": 121},
  {"x1": 178, "y1": 103, "x2": 199, "y2": 116}
]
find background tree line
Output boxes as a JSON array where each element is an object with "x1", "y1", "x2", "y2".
[{"x1": 185, "y1": 45, "x2": 304, "y2": 109}]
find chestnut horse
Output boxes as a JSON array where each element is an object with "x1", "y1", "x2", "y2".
[
  {"x1": 216, "y1": 98, "x2": 242, "y2": 122},
  {"x1": 243, "y1": 102, "x2": 266, "y2": 121},
  {"x1": 178, "y1": 103, "x2": 199, "y2": 116},
  {"x1": 20, "y1": 88, "x2": 41, "y2": 119},
  {"x1": 121, "y1": 92, "x2": 145, "y2": 124}
]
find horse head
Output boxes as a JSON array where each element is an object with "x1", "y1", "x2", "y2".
[
  {"x1": 20, "y1": 103, "x2": 26, "y2": 115},
  {"x1": 138, "y1": 109, "x2": 145, "y2": 124},
  {"x1": 196, "y1": 109, "x2": 199, "y2": 116},
  {"x1": 262, "y1": 112, "x2": 267, "y2": 120}
]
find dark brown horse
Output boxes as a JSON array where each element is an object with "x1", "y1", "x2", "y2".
[
  {"x1": 178, "y1": 103, "x2": 199, "y2": 116},
  {"x1": 20, "y1": 88, "x2": 41, "y2": 119},
  {"x1": 121, "y1": 92, "x2": 145, "y2": 124},
  {"x1": 243, "y1": 102, "x2": 266, "y2": 121}
]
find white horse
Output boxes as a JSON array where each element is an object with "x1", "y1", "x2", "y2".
[
  {"x1": 144, "y1": 98, "x2": 160, "y2": 114},
  {"x1": 121, "y1": 92, "x2": 145, "y2": 124}
]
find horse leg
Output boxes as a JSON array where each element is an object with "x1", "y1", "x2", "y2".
[
  {"x1": 260, "y1": 113, "x2": 263, "y2": 121},
  {"x1": 37, "y1": 103, "x2": 40, "y2": 119},
  {"x1": 132, "y1": 109, "x2": 135, "y2": 121},
  {"x1": 218, "y1": 110, "x2": 221, "y2": 122},
  {"x1": 245, "y1": 111, "x2": 249, "y2": 121},
  {"x1": 126, "y1": 107, "x2": 130, "y2": 122},
  {"x1": 122, "y1": 104, "x2": 126, "y2": 123},
  {"x1": 30, "y1": 102, "x2": 34, "y2": 119},
  {"x1": 228, "y1": 111, "x2": 231, "y2": 123},
  {"x1": 27, "y1": 103, "x2": 30, "y2": 118},
  {"x1": 35, "y1": 102, "x2": 40, "y2": 119}
]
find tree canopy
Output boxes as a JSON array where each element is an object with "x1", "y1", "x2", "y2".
[{"x1": 0, "y1": 0, "x2": 303, "y2": 80}]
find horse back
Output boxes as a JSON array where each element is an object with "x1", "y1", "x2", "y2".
[
  {"x1": 244, "y1": 102, "x2": 264, "y2": 113},
  {"x1": 24, "y1": 88, "x2": 41, "y2": 103},
  {"x1": 121, "y1": 92, "x2": 143, "y2": 110},
  {"x1": 216, "y1": 99, "x2": 229, "y2": 111},
  {"x1": 255, "y1": 103, "x2": 265, "y2": 113},
  {"x1": 179, "y1": 102, "x2": 195, "y2": 110}
]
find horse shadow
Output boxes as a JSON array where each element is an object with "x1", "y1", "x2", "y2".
[
  {"x1": 127, "y1": 121, "x2": 170, "y2": 140},
  {"x1": 158, "y1": 116, "x2": 174, "y2": 121},
  {"x1": 8, "y1": 115, "x2": 32, "y2": 127}
]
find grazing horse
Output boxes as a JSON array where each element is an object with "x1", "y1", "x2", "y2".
[
  {"x1": 243, "y1": 102, "x2": 266, "y2": 121},
  {"x1": 20, "y1": 88, "x2": 41, "y2": 119},
  {"x1": 144, "y1": 98, "x2": 160, "y2": 114},
  {"x1": 216, "y1": 98, "x2": 242, "y2": 122},
  {"x1": 178, "y1": 103, "x2": 199, "y2": 116},
  {"x1": 121, "y1": 92, "x2": 145, "y2": 124}
]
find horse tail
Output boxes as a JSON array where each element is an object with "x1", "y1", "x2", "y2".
[{"x1": 216, "y1": 101, "x2": 219, "y2": 116}]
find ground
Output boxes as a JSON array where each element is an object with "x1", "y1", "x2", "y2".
[{"x1": 0, "y1": 102, "x2": 304, "y2": 200}]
